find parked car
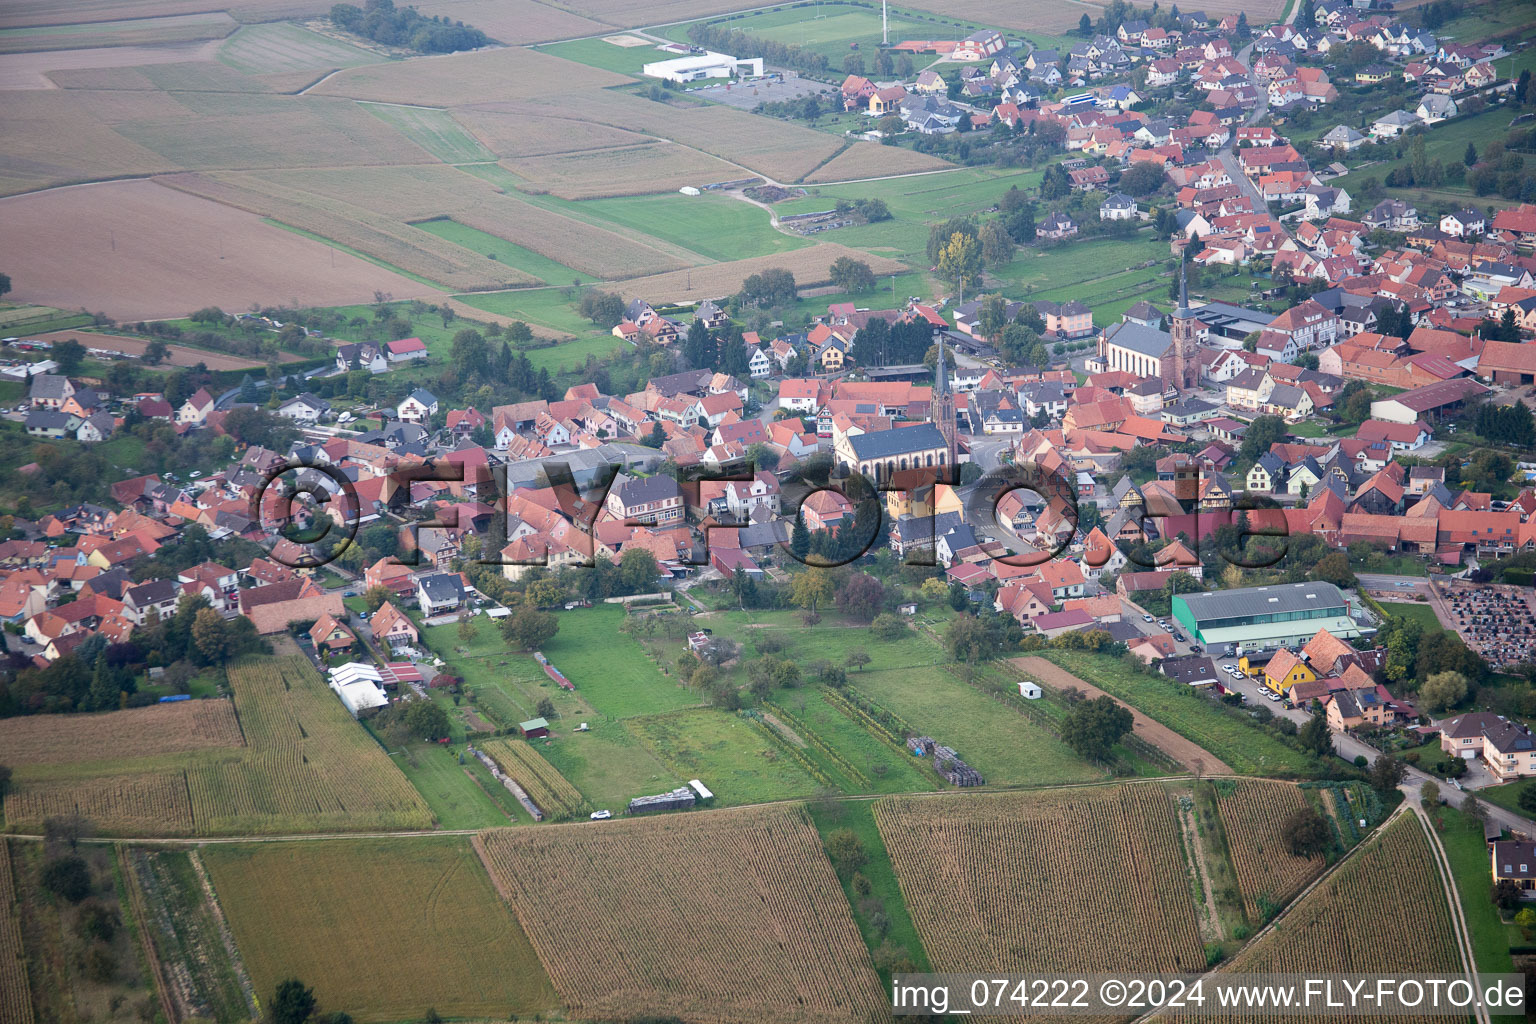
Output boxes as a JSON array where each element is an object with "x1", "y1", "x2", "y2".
[
  {"x1": 590, "y1": 810, "x2": 612, "y2": 820},
  {"x1": 1143, "y1": 614, "x2": 1154, "y2": 622},
  {"x1": 343, "y1": 590, "x2": 356, "y2": 598}
]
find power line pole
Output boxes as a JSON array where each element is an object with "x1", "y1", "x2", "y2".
[{"x1": 882, "y1": 0, "x2": 888, "y2": 45}]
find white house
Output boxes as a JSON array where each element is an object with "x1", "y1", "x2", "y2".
[
  {"x1": 416, "y1": 572, "x2": 465, "y2": 616},
  {"x1": 278, "y1": 393, "x2": 330, "y2": 423},
  {"x1": 1440, "y1": 208, "x2": 1486, "y2": 238},
  {"x1": 747, "y1": 346, "x2": 773, "y2": 378},
  {"x1": 1371, "y1": 110, "x2": 1420, "y2": 139},
  {"x1": 1416, "y1": 94, "x2": 1457, "y2": 123},
  {"x1": 1100, "y1": 193, "x2": 1138, "y2": 220},
  {"x1": 397, "y1": 388, "x2": 438, "y2": 425},
  {"x1": 328, "y1": 662, "x2": 388, "y2": 717}
]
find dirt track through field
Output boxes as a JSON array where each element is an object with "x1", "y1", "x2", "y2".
[
  {"x1": 1010, "y1": 656, "x2": 1232, "y2": 775},
  {"x1": 34, "y1": 329, "x2": 304, "y2": 370}
]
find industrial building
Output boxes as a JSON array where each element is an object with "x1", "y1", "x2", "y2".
[
  {"x1": 1172, "y1": 581, "x2": 1360, "y2": 654},
  {"x1": 642, "y1": 51, "x2": 764, "y2": 82}
]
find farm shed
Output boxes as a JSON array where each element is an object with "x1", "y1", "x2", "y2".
[
  {"x1": 1018, "y1": 681, "x2": 1042, "y2": 699},
  {"x1": 520, "y1": 717, "x2": 551, "y2": 739},
  {"x1": 628, "y1": 786, "x2": 697, "y2": 815},
  {"x1": 688, "y1": 779, "x2": 714, "y2": 802}
]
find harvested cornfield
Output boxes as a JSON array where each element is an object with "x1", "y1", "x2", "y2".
[
  {"x1": 0, "y1": 843, "x2": 35, "y2": 1024},
  {"x1": 0, "y1": 178, "x2": 439, "y2": 321},
  {"x1": 1169, "y1": 814, "x2": 1459, "y2": 1024},
  {"x1": 238, "y1": 166, "x2": 691, "y2": 282},
  {"x1": 0, "y1": 699, "x2": 243, "y2": 767},
  {"x1": 0, "y1": 89, "x2": 179, "y2": 195},
  {"x1": 0, "y1": 11, "x2": 237, "y2": 53},
  {"x1": 531, "y1": 91, "x2": 846, "y2": 183},
  {"x1": 0, "y1": 657, "x2": 430, "y2": 836},
  {"x1": 1214, "y1": 779, "x2": 1327, "y2": 921},
  {"x1": 204, "y1": 838, "x2": 557, "y2": 1022},
  {"x1": 107, "y1": 92, "x2": 436, "y2": 173},
  {"x1": 3, "y1": 772, "x2": 195, "y2": 834},
  {"x1": 476, "y1": 804, "x2": 886, "y2": 1024},
  {"x1": 311, "y1": 47, "x2": 631, "y2": 106},
  {"x1": 616, "y1": 243, "x2": 904, "y2": 302},
  {"x1": 158, "y1": 171, "x2": 525, "y2": 292},
  {"x1": 413, "y1": 0, "x2": 612, "y2": 43},
  {"x1": 504, "y1": 142, "x2": 746, "y2": 199},
  {"x1": 482, "y1": 738, "x2": 589, "y2": 820},
  {"x1": 454, "y1": 108, "x2": 650, "y2": 158},
  {"x1": 876, "y1": 786, "x2": 1206, "y2": 975},
  {"x1": 803, "y1": 142, "x2": 955, "y2": 183},
  {"x1": 185, "y1": 657, "x2": 432, "y2": 834}
]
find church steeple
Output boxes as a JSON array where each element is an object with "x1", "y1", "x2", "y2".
[
  {"x1": 1170, "y1": 251, "x2": 1199, "y2": 390},
  {"x1": 933, "y1": 333, "x2": 957, "y2": 474},
  {"x1": 1176, "y1": 250, "x2": 1190, "y2": 318}
]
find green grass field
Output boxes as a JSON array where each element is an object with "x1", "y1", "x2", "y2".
[
  {"x1": 536, "y1": 716, "x2": 677, "y2": 811},
  {"x1": 216, "y1": 22, "x2": 383, "y2": 75},
  {"x1": 687, "y1": 5, "x2": 950, "y2": 63},
  {"x1": 204, "y1": 837, "x2": 558, "y2": 1022},
  {"x1": 539, "y1": 35, "x2": 662, "y2": 75},
  {"x1": 1335, "y1": 109, "x2": 1527, "y2": 215},
  {"x1": 375, "y1": 737, "x2": 528, "y2": 828},
  {"x1": 538, "y1": 606, "x2": 703, "y2": 718},
  {"x1": 764, "y1": 686, "x2": 933, "y2": 793},
  {"x1": 360, "y1": 102, "x2": 496, "y2": 164},
  {"x1": 416, "y1": 219, "x2": 594, "y2": 285},
  {"x1": 806, "y1": 798, "x2": 931, "y2": 980},
  {"x1": 1434, "y1": 806, "x2": 1521, "y2": 1022},
  {"x1": 628, "y1": 708, "x2": 826, "y2": 805},
  {"x1": 1037, "y1": 652, "x2": 1323, "y2": 777},
  {"x1": 775, "y1": 166, "x2": 1040, "y2": 261},
  {"x1": 1377, "y1": 600, "x2": 1444, "y2": 631},
  {"x1": 575, "y1": 192, "x2": 809, "y2": 263}
]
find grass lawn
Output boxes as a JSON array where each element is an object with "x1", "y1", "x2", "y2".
[
  {"x1": 628, "y1": 707, "x2": 826, "y2": 805},
  {"x1": 849, "y1": 664, "x2": 1106, "y2": 785},
  {"x1": 575, "y1": 192, "x2": 809, "y2": 263},
  {"x1": 1471, "y1": 777, "x2": 1536, "y2": 819},
  {"x1": 535, "y1": 605, "x2": 704, "y2": 718},
  {"x1": 538, "y1": 35, "x2": 660, "y2": 76},
  {"x1": 806, "y1": 798, "x2": 931, "y2": 982},
  {"x1": 1352, "y1": 553, "x2": 1429, "y2": 577},
  {"x1": 416, "y1": 218, "x2": 594, "y2": 286},
  {"x1": 421, "y1": 616, "x2": 593, "y2": 730},
  {"x1": 774, "y1": 166, "x2": 1041, "y2": 261},
  {"x1": 1377, "y1": 600, "x2": 1443, "y2": 630},
  {"x1": 1037, "y1": 652, "x2": 1323, "y2": 777},
  {"x1": 535, "y1": 716, "x2": 677, "y2": 810},
  {"x1": 1287, "y1": 419, "x2": 1331, "y2": 438},
  {"x1": 377, "y1": 737, "x2": 527, "y2": 828},
  {"x1": 1335, "y1": 108, "x2": 1527, "y2": 214},
  {"x1": 1432, "y1": 805, "x2": 1521, "y2": 1022},
  {"x1": 359, "y1": 102, "x2": 495, "y2": 164}
]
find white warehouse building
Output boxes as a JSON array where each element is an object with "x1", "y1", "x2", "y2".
[{"x1": 642, "y1": 51, "x2": 764, "y2": 82}]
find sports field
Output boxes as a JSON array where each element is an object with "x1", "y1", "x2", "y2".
[
  {"x1": 204, "y1": 837, "x2": 558, "y2": 1022},
  {"x1": 680, "y1": 4, "x2": 960, "y2": 64}
]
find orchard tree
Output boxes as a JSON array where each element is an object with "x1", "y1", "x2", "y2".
[
  {"x1": 1281, "y1": 807, "x2": 1331, "y2": 858},
  {"x1": 500, "y1": 604, "x2": 558, "y2": 650},
  {"x1": 1061, "y1": 696, "x2": 1134, "y2": 761}
]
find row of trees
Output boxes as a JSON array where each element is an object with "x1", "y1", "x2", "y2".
[{"x1": 329, "y1": 0, "x2": 488, "y2": 53}]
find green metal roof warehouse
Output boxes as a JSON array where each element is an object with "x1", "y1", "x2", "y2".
[{"x1": 1172, "y1": 582, "x2": 1362, "y2": 654}]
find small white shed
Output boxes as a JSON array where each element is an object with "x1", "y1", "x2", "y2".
[{"x1": 1018, "y1": 681, "x2": 1042, "y2": 699}]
